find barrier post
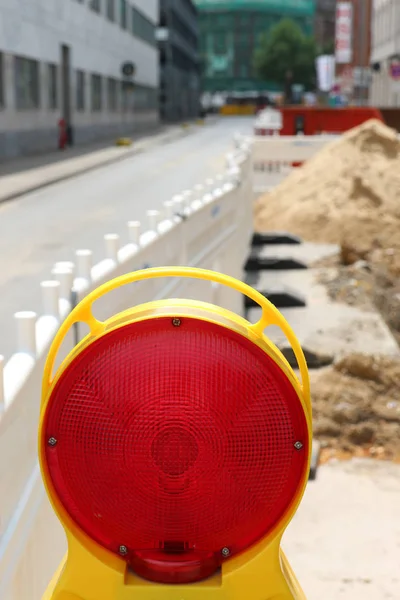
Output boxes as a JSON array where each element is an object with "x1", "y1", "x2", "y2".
[
  {"x1": 128, "y1": 222, "x2": 141, "y2": 245},
  {"x1": 41, "y1": 281, "x2": 61, "y2": 318},
  {"x1": 104, "y1": 234, "x2": 120, "y2": 263},
  {"x1": 15, "y1": 311, "x2": 37, "y2": 357},
  {"x1": 76, "y1": 250, "x2": 93, "y2": 283},
  {"x1": 147, "y1": 210, "x2": 160, "y2": 232}
]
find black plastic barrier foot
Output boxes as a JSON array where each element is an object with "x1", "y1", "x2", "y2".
[
  {"x1": 280, "y1": 346, "x2": 334, "y2": 370},
  {"x1": 309, "y1": 439, "x2": 321, "y2": 481},
  {"x1": 245, "y1": 254, "x2": 308, "y2": 272},
  {"x1": 251, "y1": 232, "x2": 303, "y2": 247},
  {"x1": 244, "y1": 287, "x2": 306, "y2": 310}
]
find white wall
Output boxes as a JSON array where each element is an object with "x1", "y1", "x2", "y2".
[
  {"x1": 370, "y1": 0, "x2": 400, "y2": 106},
  {"x1": 0, "y1": 0, "x2": 158, "y2": 88},
  {"x1": 137, "y1": 0, "x2": 158, "y2": 22},
  {"x1": 0, "y1": 0, "x2": 160, "y2": 157}
]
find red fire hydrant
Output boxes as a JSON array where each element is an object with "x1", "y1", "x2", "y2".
[{"x1": 58, "y1": 118, "x2": 67, "y2": 150}]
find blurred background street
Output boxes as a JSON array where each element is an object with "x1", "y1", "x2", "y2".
[
  {"x1": 0, "y1": 117, "x2": 251, "y2": 359},
  {"x1": 2, "y1": 1, "x2": 400, "y2": 600}
]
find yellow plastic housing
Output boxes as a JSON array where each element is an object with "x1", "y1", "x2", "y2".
[{"x1": 39, "y1": 267, "x2": 311, "y2": 600}]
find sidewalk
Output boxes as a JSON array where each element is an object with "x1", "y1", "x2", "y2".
[
  {"x1": 0, "y1": 124, "x2": 193, "y2": 204},
  {"x1": 284, "y1": 459, "x2": 400, "y2": 600}
]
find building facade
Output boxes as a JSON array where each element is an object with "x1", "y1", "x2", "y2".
[
  {"x1": 370, "y1": 0, "x2": 400, "y2": 106},
  {"x1": 334, "y1": 0, "x2": 372, "y2": 104},
  {"x1": 0, "y1": 0, "x2": 159, "y2": 160},
  {"x1": 194, "y1": 0, "x2": 315, "y2": 94},
  {"x1": 315, "y1": 0, "x2": 336, "y2": 54},
  {"x1": 157, "y1": 0, "x2": 200, "y2": 121}
]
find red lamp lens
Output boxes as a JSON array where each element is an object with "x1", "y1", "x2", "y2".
[{"x1": 44, "y1": 316, "x2": 308, "y2": 583}]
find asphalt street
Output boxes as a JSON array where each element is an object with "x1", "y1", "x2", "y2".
[{"x1": 0, "y1": 117, "x2": 252, "y2": 360}]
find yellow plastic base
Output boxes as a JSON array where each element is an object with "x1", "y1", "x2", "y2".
[{"x1": 43, "y1": 541, "x2": 306, "y2": 600}]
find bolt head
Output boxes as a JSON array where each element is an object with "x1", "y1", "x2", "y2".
[
  {"x1": 119, "y1": 545, "x2": 128, "y2": 556},
  {"x1": 221, "y1": 547, "x2": 230, "y2": 557},
  {"x1": 172, "y1": 318, "x2": 181, "y2": 327},
  {"x1": 48, "y1": 437, "x2": 57, "y2": 447},
  {"x1": 294, "y1": 441, "x2": 303, "y2": 451}
]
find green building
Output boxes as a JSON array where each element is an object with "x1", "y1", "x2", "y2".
[{"x1": 194, "y1": 0, "x2": 316, "y2": 93}]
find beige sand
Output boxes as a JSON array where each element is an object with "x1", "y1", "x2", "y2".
[{"x1": 254, "y1": 119, "x2": 400, "y2": 275}]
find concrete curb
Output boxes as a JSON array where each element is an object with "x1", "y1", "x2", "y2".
[{"x1": 0, "y1": 126, "x2": 194, "y2": 206}]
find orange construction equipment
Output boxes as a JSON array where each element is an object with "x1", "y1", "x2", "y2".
[{"x1": 279, "y1": 106, "x2": 384, "y2": 136}]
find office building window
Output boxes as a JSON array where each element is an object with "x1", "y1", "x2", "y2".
[
  {"x1": 89, "y1": 0, "x2": 101, "y2": 13},
  {"x1": 107, "y1": 0, "x2": 115, "y2": 21},
  {"x1": 76, "y1": 70, "x2": 85, "y2": 111},
  {"x1": 48, "y1": 63, "x2": 58, "y2": 109},
  {"x1": 120, "y1": 0, "x2": 127, "y2": 29},
  {"x1": 91, "y1": 73, "x2": 102, "y2": 111},
  {"x1": 134, "y1": 84, "x2": 158, "y2": 111},
  {"x1": 14, "y1": 56, "x2": 40, "y2": 110},
  {"x1": 0, "y1": 52, "x2": 4, "y2": 108},
  {"x1": 132, "y1": 7, "x2": 156, "y2": 46},
  {"x1": 107, "y1": 77, "x2": 118, "y2": 111}
]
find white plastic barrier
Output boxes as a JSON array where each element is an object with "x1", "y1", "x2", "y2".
[
  {"x1": 251, "y1": 135, "x2": 340, "y2": 193},
  {"x1": 254, "y1": 108, "x2": 282, "y2": 136},
  {"x1": 0, "y1": 143, "x2": 251, "y2": 600}
]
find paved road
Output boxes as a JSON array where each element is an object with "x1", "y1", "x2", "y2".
[{"x1": 0, "y1": 117, "x2": 252, "y2": 360}]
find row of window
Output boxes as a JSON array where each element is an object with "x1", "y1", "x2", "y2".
[
  {"x1": 200, "y1": 14, "x2": 312, "y2": 39},
  {"x1": 170, "y1": 10, "x2": 198, "y2": 49},
  {"x1": 1, "y1": 55, "x2": 157, "y2": 112},
  {"x1": 373, "y1": 2, "x2": 397, "y2": 48},
  {"x1": 76, "y1": 70, "x2": 158, "y2": 112},
  {"x1": 76, "y1": 0, "x2": 156, "y2": 47}
]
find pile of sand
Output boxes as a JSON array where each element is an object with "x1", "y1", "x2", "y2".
[
  {"x1": 311, "y1": 353, "x2": 400, "y2": 461},
  {"x1": 254, "y1": 119, "x2": 400, "y2": 275}
]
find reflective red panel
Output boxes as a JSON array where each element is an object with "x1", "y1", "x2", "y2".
[{"x1": 44, "y1": 317, "x2": 308, "y2": 582}]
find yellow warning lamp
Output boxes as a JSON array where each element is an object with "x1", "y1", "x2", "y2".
[{"x1": 38, "y1": 267, "x2": 311, "y2": 600}]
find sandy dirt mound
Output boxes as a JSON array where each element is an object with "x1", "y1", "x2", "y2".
[
  {"x1": 311, "y1": 353, "x2": 400, "y2": 462},
  {"x1": 254, "y1": 120, "x2": 400, "y2": 462},
  {"x1": 254, "y1": 119, "x2": 400, "y2": 275}
]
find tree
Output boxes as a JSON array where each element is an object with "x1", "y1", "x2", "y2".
[{"x1": 253, "y1": 19, "x2": 317, "y2": 100}]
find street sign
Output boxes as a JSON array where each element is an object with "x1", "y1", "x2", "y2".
[
  {"x1": 335, "y1": 2, "x2": 353, "y2": 64},
  {"x1": 316, "y1": 54, "x2": 335, "y2": 92},
  {"x1": 121, "y1": 61, "x2": 136, "y2": 77}
]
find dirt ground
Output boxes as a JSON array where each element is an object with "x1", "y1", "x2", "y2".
[
  {"x1": 311, "y1": 353, "x2": 400, "y2": 462},
  {"x1": 308, "y1": 255, "x2": 400, "y2": 463},
  {"x1": 253, "y1": 120, "x2": 400, "y2": 463}
]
